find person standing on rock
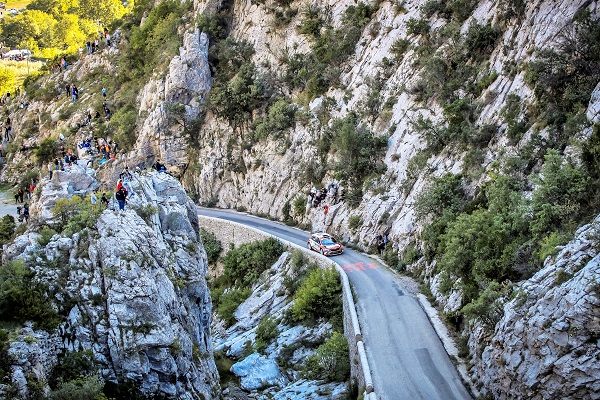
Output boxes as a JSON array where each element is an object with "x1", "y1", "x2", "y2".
[
  {"x1": 102, "y1": 87, "x2": 107, "y2": 98},
  {"x1": 47, "y1": 161, "x2": 53, "y2": 180},
  {"x1": 115, "y1": 187, "x2": 126, "y2": 211},
  {"x1": 90, "y1": 190, "x2": 98, "y2": 208},
  {"x1": 66, "y1": 83, "x2": 71, "y2": 98},
  {"x1": 101, "y1": 193, "x2": 109, "y2": 208}
]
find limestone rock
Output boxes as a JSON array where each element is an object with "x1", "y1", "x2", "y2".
[
  {"x1": 588, "y1": 82, "x2": 600, "y2": 124},
  {"x1": 472, "y1": 216, "x2": 600, "y2": 399},
  {"x1": 230, "y1": 353, "x2": 287, "y2": 391},
  {"x1": 2, "y1": 171, "x2": 218, "y2": 400}
]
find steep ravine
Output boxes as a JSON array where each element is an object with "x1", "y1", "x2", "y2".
[{"x1": 0, "y1": 0, "x2": 599, "y2": 398}]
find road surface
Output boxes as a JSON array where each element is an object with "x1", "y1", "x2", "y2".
[{"x1": 198, "y1": 207, "x2": 472, "y2": 400}]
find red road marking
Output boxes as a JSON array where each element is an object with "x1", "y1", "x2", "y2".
[{"x1": 340, "y1": 261, "x2": 380, "y2": 273}]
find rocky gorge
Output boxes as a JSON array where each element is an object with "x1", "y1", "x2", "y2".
[{"x1": 0, "y1": 0, "x2": 598, "y2": 398}]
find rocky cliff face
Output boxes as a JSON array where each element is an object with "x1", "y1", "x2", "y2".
[
  {"x1": 2, "y1": 169, "x2": 218, "y2": 399},
  {"x1": 470, "y1": 216, "x2": 600, "y2": 399}
]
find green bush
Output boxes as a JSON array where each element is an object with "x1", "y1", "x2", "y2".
[
  {"x1": 200, "y1": 228, "x2": 222, "y2": 265},
  {"x1": 348, "y1": 214, "x2": 362, "y2": 230},
  {"x1": 464, "y1": 23, "x2": 501, "y2": 60},
  {"x1": 210, "y1": 62, "x2": 266, "y2": 128},
  {"x1": 525, "y1": 11, "x2": 600, "y2": 131},
  {"x1": 109, "y1": 105, "x2": 138, "y2": 152},
  {"x1": 196, "y1": 13, "x2": 227, "y2": 43},
  {"x1": 414, "y1": 173, "x2": 466, "y2": 219},
  {"x1": 326, "y1": 116, "x2": 388, "y2": 205},
  {"x1": 221, "y1": 238, "x2": 285, "y2": 287},
  {"x1": 390, "y1": 38, "x2": 411, "y2": 61},
  {"x1": 49, "y1": 350, "x2": 95, "y2": 389},
  {"x1": 215, "y1": 288, "x2": 252, "y2": 327},
  {"x1": 50, "y1": 375, "x2": 107, "y2": 400},
  {"x1": 461, "y1": 281, "x2": 507, "y2": 329},
  {"x1": 0, "y1": 259, "x2": 61, "y2": 330},
  {"x1": 52, "y1": 196, "x2": 103, "y2": 236},
  {"x1": 131, "y1": 204, "x2": 157, "y2": 225},
  {"x1": 302, "y1": 332, "x2": 349, "y2": 382},
  {"x1": 406, "y1": 18, "x2": 430, "y2": 36},
  {"x1": 290, "y1": 266, "x2": 342, "y2": 323},
  {"x1": 37, "y1": 226, "x2": 58, "y2": 246},
  {"x1": 530, "y1": 149, "x2": 589, "y2": 238},
  {"x1": 0, "y1": 215, "x2": 15, "y2": 247},
  {"x1": 252, "y1": 99, "x2": 296, "y2": 140},
  {"x1": 34, "y1": 138, "x2": 57, "y2": 165},
  {"x1": 296, "y1": 5, "x2": 325, "y2": 37},
  {"x1": 255, "y1": 315, "x2": 279, "y2": 353}
]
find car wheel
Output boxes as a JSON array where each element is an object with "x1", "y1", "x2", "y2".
[
  {"x1": 307, "y1": 242, "x2": 312, "y2": 250},
  {"x1": 320, "y1": 248, "x2": 324, "y2": 255}
]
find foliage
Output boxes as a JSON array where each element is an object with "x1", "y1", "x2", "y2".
[
  {"x1": 0, "y1": 0, "x2": 126, "y2": 58},
  {"x1": 37, "y1": 225, "x2": 58, "y2": 246},
  {"x1": 50, "y1": 375, "x2": 107, "y2": 400},
  {"x1": 302, "y1": 332, "x2": 349, "y2": 382},
  {"x1": 296, "y1": 4, "x2": 325, "y2": 37},
  {"x1": 530, "y1": 149, "x2": 589, "y2": 238},
  {"x1": 131, "y1": 204, "x2": 157, "y2": 225},
  {"x1": 290, "y1": 266, "x2": 342, "y2": 323},
  {"x1": 200, "y1": 228, "x2": 222, "y2": 265},
  {"x1": 255, "y1": 315, "x2": 279, "y2": 353},
  {"x1": 210, "y1": 62, "x2": 266, "y2": 128},
  {"x1": 348, "y1": 215, "x2": 362, "y2": 230},
  {"x1": 51, "y1": 195, "x2": 103, "y2": 236},
  {"x1": 252, "y1": 99, "x2": 296, "y2": 140},
  {"x1": 501, "y1": 93, "x2": 529, "y2": 142},
  {"x1": 390, "y1": 38, "x2": 411, "y2": 62},
  {"x1": 221, "y1": 238, "x2": 285, "y2": 287},
  {"x1": 461, "y1": 281, "x2": 507, "y2": 329},
  {"x1": 0, "y1": 329, "x2": 10, "y2": 382},
  {"x1": 414, "y1": 173, "x2": 466, "y2": 219},
  {"x1": 406, "y1": 18, "x2": 430, "y2": 36},
  {"x1": 124, "y1": 0, "x2": 184, "y2": 78},
  {"x1": 109, "y1": 105, "x2": 137, "y2": 152},
  {"x1": 49, "y1": 350, "x2": 95, "y2": 389},
  {"x1": 525, "y1": 11, "x2": 600, "y2": 132},
  {"x1": 214, "y1": 288, "x2": 251, "y2": 327},
  {"x1": 0, "y1": 259, "x2": 60, "y2": 330},
  {"x1": 582, "y1": 124, "x2": 600, "y2": 179},
  {"x1": 34, "y1": 138, "x2": 57, "y2": 165},
  {"x1": 464, "y1": 23, "x2": 501, "y2": 61},
  {"x1": 325, "y1": 115, "x2": 388, "y2": 205},
  {"x1": 0, "y1": 215, "x2": 16, "y2": 248}
]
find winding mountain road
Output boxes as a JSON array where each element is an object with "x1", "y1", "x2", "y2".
[{"x1": 198, "y1": 208, "x2": 472, "y2": 400}]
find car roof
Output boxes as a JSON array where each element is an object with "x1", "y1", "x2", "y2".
[{"x1": 312, "y1": 232, "x2": 333, "y2": 239}]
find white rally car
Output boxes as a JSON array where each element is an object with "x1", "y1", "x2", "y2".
[{"x1": 307, "y1": 232, "x2": 344, "y2": 256}]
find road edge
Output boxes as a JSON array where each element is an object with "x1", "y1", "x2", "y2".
[{"x1": 198, "y1": 215, "x2": 377, "y2": 400}]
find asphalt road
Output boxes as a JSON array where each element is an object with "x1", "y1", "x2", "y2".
[{"x1": 198, "y1": 208, "x2": 472, "y2": 400}]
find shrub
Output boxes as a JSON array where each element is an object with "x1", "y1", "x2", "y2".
[
  {"x1": 302, "y1": 332, "x2": 349, "y2": 382},
  {"x1": 414, "y1": 173, "x2": 466, "y2": 219},
  {"x1": 525, "y1": 12, "x2": 600, "y2": 130},
  {"x1": 109, "y1": 105, "x2": 137, "y2": 152},
  {"x1": 406, "y1": 18, "x2": 430, "y2": 36},
  {"x1": 348, "y1": 215, "x2": 362, "y2": 230},
  {"x1": 390, "y1": 38, "x2": 411, "y2": 61},
  {"x1": 34, "y1": 138, "x2": 57, "y2": 165},
  {"x1": 215, "y1": 288, "x2": 251, "y2": 327},
  {"x1": 221, "y1": 238, "x2": 285, "y2": 286},
  {"x1": 255, "y1": 315, "x2": 279, "y2": 353},
  {"x1": 0, "y1": 215, "x2": 15, "y2": 247},
  {"x1": 290, "y1": 266, "x2": 342, "y2": 323},
  {"x1": 464, "y1": 23, "x2": 501, "y2": 60},
  {"x1": 252, "y1": 99, "x2": 296, "y2": 140},
  {"x1": 50, "y1": 375, "x2": 107, "y2": 400},
  {"x1": 37, "y1": 226, "x2": 58, "y2": 246},
  {"x1": 296, "y1": 5, "x2": 325, "y2": 37},
  {"x1": 461, "y1": 281, "x2": 507, "y2": 329},
  {"x1": 0, "y1": 259, "x2": 61, "y2": 330},
  {"x1": 52, "y1": 196, "x2": 103, "y2": 236},
  {"x1": 49, "y1": 350, "x2": 95, "y2": 389},
  {"x1": 131, "y1": 204, "x2": 157, "y2": 225},
  {"x1": 196, "y1": 13, "x2": 227, "y2": 43},
  {"x1": 200, "y1": 228, "x2": 222, "y2": 265},
  {"x1": 210, "y1": 62, "x2": 266, "y2": 128}
]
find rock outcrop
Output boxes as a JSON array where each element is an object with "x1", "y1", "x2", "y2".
[
  {"x1": 471, "y1": 217, "x2": 600, "y2": 399},
  {"x1": 2, "y1": 169, "x2": 219, "y2": 399},
  {"x1": 212, "y1": 251, "x2": 347, "y2": 399}
]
